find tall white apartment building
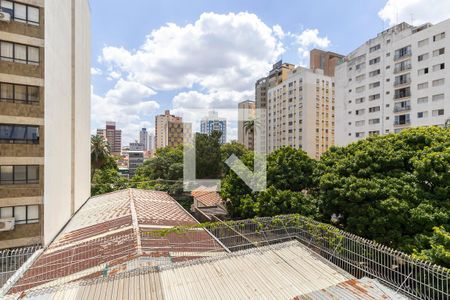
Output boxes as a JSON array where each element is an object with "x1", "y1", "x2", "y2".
[
  {"x1": 335, "y1": 20, "x2": 450, "y2": 146},
  {"x1": 139, "y1": 128, "x2": 149, "y2": 151},
  {"x1": 267, "y1": 67, "x2": 335, "y2": 159}
]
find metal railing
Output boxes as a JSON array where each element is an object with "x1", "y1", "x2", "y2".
[
  {"x1": 0, "y1": 245, "x2": 41, "y2": 288},
  {"x1": 205, "y1": 215, "x2": 450, "y2": 300}
]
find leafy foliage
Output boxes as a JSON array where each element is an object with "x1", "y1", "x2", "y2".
[
  {"x1": 91, "y1": 135, "x2": 111, "y2": 179},
  {"x1": 413, "y1": 226, "x2": 450, "y2": 267},
  {"x1": 91, "y1": 156, "x2": 128, "y2": 196}
]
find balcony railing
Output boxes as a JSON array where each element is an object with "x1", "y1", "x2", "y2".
[
  {"x1": 394, "y1": 120, "x2": 411, "y2": 126},
  {"x1": 394, "y1": 105, "x2": 411, "y2": 113},
  {"x1": 394, "y1": 92, "x2": 411, "y2": 100},
  {"x1": 394, "y1": 78, "x2": 411, "y2": 87},
  {"x1": 394, "y1": 65, "x2": 412, "y2": 74},
  {"x1": 394, "y1": 51, "x2": 412, "y2": 61}
]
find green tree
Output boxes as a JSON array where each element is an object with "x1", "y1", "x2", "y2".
[
  {"x1": 91, "y1": 135, "x2": 111, "y2": 179},
  {"x1": 195, "y1": 131, "x2": 222, "y2": 179},
  {"x1": 317, "y1": 126, "x2": 450, "y2": 252},
  {"x1": 413, "y1": 226, "x2": 450, "y2": 267}
]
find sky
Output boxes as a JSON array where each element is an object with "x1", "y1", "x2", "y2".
[{"x1": 89, "y1": 0, "x2": 450, "y2": 144}]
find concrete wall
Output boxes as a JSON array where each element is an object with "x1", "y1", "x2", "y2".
[{"x1": 44, "y1": 0, "x2": 90, "y2": 245}]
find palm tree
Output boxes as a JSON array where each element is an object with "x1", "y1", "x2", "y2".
[
  {"x1": 91, "y1": 135, "x2": 111, "y2": 179},
  {"x1": 243, "y1": 119, "x2": 255, "y2": 134},
  {"x1": 445, "y1": 118, "x2": 450, "y2": 129}
]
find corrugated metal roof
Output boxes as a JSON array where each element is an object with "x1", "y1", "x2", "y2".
[
  {"x1": 4, "y1": 241, "x2": 408, "y2": 300},
  {"x1": 7, "y1": 189, "x2": 225, "y2": 294}
]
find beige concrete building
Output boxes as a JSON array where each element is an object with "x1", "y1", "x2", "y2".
[
  {"x1": 310, "y1": 49, "x2": 344, "y2": 77},
  {"x1": 155, "y1": 110, "x2": 191, "y2": 149},
  {"x1": 0, "y1": 0, "x2": 91, "y2": 249},
  {"x1": 97, "y1": 121, "x2": 122, "y2": 156},
  {"x1": 267, "y1": 67, "x2": 335, "y2": 159},
  {"x1": 237, "y1": 100, "x2": 255, "y2": 150}
]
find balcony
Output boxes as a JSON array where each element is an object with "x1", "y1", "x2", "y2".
[
  {"x1": 393, "y1": 65, "x2": 412, "y2": 74},
  {"x1": 394, "y1": 105, "x2": 411, "y2": 113},
  {"x1": 393, "y1": 78, "x2": 411, "y2": 87},
  {"x1": 394, "y1": 51, "x2": 412, "y2": 61}
]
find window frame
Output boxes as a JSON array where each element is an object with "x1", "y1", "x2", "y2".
[
  {"x1": 0, "y1": 40, "x2": 40, "y2": 65},
  {"x1": 0, "y1": 82, "x2": 39, "y2": 104},
  {"x1": 0, "y1": 205, "x2": 39, "y2": 224},
  {"x1": 0, "y1": 0, "x2": 40, "y2": 26},
  {"x1": 0, "y1": 165, "x2": 39, "y2": 185}
]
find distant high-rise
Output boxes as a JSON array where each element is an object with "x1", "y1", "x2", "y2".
[
  {"x1": 139, "y1": 128, "x2": 149, "y2": 151},
  {"x1": 0, "y1": 0, "x2": 91, "y2": 249},
  {"x1": 97, "y1": 122, "x2": 122, "y2": 156},
  {"x1": 310, "y1": 49, "x2": 344, "y2": 77},
  {"x1": 155, "y1": 110, "x2": 191, "y2": 149},
  {"x1": 200, "y1": 111, "x2": 227, "y2": 144},
  {"x1": 238, "y1": 100, "x2": 255, "y2": 150},
  {"x1": 335, "y1": 20, "x2": 450, "y2": 146},
  {"x1": 148, "y1": 133, "x2": 154, "y2": 151}
]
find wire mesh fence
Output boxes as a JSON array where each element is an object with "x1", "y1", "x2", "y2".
[{"x1": 0, "y1": 245, "x2": 42, "y2": 288}]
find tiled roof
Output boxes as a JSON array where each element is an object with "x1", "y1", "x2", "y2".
[
  {"x1": 4, "y1": 241, "x2": 407, "y2": 300},
  {"x1": 7, "y1": 189, "x2": 225, "y2": 293},
  {"x1": 191, "y1": 189, "x2": 223, "y2": 207}
]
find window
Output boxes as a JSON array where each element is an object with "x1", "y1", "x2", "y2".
[
  {"x1": 433, "y1": 32, "x2": 445, "y2": 42},
  {"x1": 369, "y1": 94, "x2": 380, "y2": 101},
  {"x1": 355, "y1": 86, "x2": 365, "y2": 93},
  {"x1": 394, "y1": 45, "x2": 411, "y2": 60},
  {"x1": 369, "y1": 106, "x2": 380, "y2": 113},
  {"x1": 0, "y1": 205, "x2": 39, "y2": 224},
  {"x1": 369, "y1": 44, "x2": 381, "y2": 53},
  {"x1": 0, "y1": 41, "x2": 39, "y2": 65},
  {"x1": 369, "y1": 118, "x2": 380, "y2": 125},
  {"x1": 355, "y1": 109, "x2": 365, "y2": 115},
  {"x1": 432, "y1": 63, "x2": 445, "y2": 72},
  {"x1": 355, "y1": 97, "x2": 365, "y2": 104},
  {"x1": 394, "y1": 60, "x2": 411, "y2": 73},
  {"x1": 394, "y1": 114, "x2": 411, "y2": 125},
  {"x1": 369, "y1": 81, "x2": 380, "y2": 89},
  {"x1": 369, "y1": 69, "x2": 380, "y2": 77},
  {"x1": 418, "y1": 53, "x2": 429, "y2": 61},
  {"x1": 394, "y1": 100, "x2": 411, "y2": 112},
  {"x1": 432, "y1": 78, "x2": 445, "y2": 87},
  {"x1": 355, "y1": 132, "x2": 365, "y2": 138},
  {"x1": 0, "y1": 124, "x2": 39, "y2": 144},
  {"x1": 355, "y1": 62, "x2": 365, "y2": 71},
  {"x1": 394, "y1": 74, "x2": 411, "y2": 86},
  {"x1": 0, "y1": 82, "x2": 39, "y2": 104},
  {"x1": 355, "y1": 74, "x2": 365, "y2": 81},
  {"x1": 433, "y1": 48, "x2": 445, "y2": 56},
  {"x1": 418, "y1": 38, "x2": 429, "y2": 47},
  {"x1": 369, "y1": 57, "x2": 380, "y2": 65},
  {"x1": 0, "y1": 165, "x2": 39, "y2": 184},
  {"x1": 417, "y1": 96, "x2": 428, "y2": 104},
  {"x1": 417, "y1": 111, "x2": 428, "y2": 118},
  {"x1": 417, "y1": 82, "x2": 428, "y2": 90},
  {"x1": 418, "y1": 67, "x2": 429, "y2": 75},
  {"x1": 355, "y1": 120, "x2": 365, "y2": 127},
  {"x1": 369, "y1": 130, "x2": 380, "y2": 136},
  {"x1": 432, "y1": 109, "x2": 445, "y2": 116},
  {"x1": 432, "y1": 94, "x2": 445, "y2": 101},
  {"x1": 394, "y1": 87, "x2": 411, "y2": 99},
  {"x1": 0, "y1": 1, "x2": 40, "y2": 26}
]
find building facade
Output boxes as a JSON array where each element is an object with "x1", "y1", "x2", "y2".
[
  {"x1": 310, "y1": 49, "x2": 344, "y2": 77},
  {"x1": 335, "y1": 20, "x2": 450, "y2": 146},
  {"x1": 97, "y1": 121, "x2": 122, "y2": 156},
  {"x1": 267, "y1": 67, "x2": 335, "y2": 158},
  {"x1": 200, "y1": 111, "x2": 227, "y2": 144},
  {"x1": 139, "y1": 128, "x2": 148, "y2": 151},
  {"x1": 155, "y1": 110, "x2": 191, "y2": 149},
  {"x1": 237, "y1": 100, "x2": 255, "y2": 150},
  {"x1": 0, "y1": 0, "x2": 91, "y2": 248},
  {"x1": 127, "y1": 151, "x2": 144, "y2": 177}
]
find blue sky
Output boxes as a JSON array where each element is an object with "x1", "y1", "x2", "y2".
[{"x1": 89, "y1": 0, "x2": 450, "y2": 144}]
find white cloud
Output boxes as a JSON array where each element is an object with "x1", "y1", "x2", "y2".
[
  {"x1": 293, "y1": 28, "x2": 331, "y2": 66},
  {"x1": 272, "y1": 24, "x2": 285, "y2": 39},
  {"x1": 100, "y1": 12, "x2": 284, "y2": 92},
  {"x1": 91, "y1": 82, "x2": 159, "y2": 144},
  {"x1": 379, "y1": 0, "x2": 450, "y2": 26},
  {"x1": 91, "y1": 67, "x2": 102, "y2": 76}
]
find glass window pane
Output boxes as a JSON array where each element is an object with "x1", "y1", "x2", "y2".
[
  {"x1": 28, "y1": 86, "x2": 39, "y2": 102},
  {"x1": 0, "y1": 166, "x2": 13, "y2": 183},
  {"x1": 0, "y1": 83, "x2": 13, "y2": 99},
  {"x1": 14, "y1": 206, "x2": 26, "y2": 224},
  {"x1": 28, "y1": 6, "x2": 39, "y2": 24},
  {"x1": 27, "y1": 205, "x2": 39, "y2": 223},
  {"x1": 1, "y1": 207, "x2": 13, "y2": 218},
  {"x1": 28, "y1": 47, "x2": 39, "y2": 64},
  {"x1": 14, "y1": 44, "x2": 26, "y2": 62},
  {"x1": 14, "y1": 3, "x2": 26, "y2": 21},
  {"x1": 27, "y1": 166, "x2": 39, "y2": 183},
  {"x1": 0, "y1": 125, "x2": 12, "y2": 140},
  {"x1": 14, "y1": 85, "x2": 27, "y2": 101},
  {"x1": 25, "y1": 127, "x2": 39, "y2": 142},
  {"x1": 11, "y1": 126, "x2": 26, "y2": 140},
  {"x1": 14, "y1": 166, "x2": 26, "y2": 182},
  {"x1": 0, "y1": 42, "x2": 13, "y2": 60},
  {"x1": 1, "y1": 1, "x2": 13, "y2": 10}
]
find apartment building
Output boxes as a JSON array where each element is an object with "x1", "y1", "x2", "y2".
[
  {"x1": 200, "y1": 111, "x2": 227, "y2": 144},
  {"x1": 335, "y1": 20, "x2": 450, "y2": 146},
  {"x1": 139, "y1": 127, "x2": 148, "y2": 151},
  {"x1": 310, "y1": 49, "x2": 344, "y2": 77},
  {"x1": 0, "y1": 0, "x2": 91, "y2": 248},
  {"x1": 127, "y1": 151, "x2": 144, "y2": 177},
  {"x1": 155, "y1": 110, "x2": 191, "y2": 149},
  {"x1": 97, "y1": 121, "x2": 122, "y2": 156},
  {"x1": 267, "y1": 67, "x2": 335, "y2": 158},
  {"x1": 237, "y1": 100, "x2": 255, "y2": 150}
]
